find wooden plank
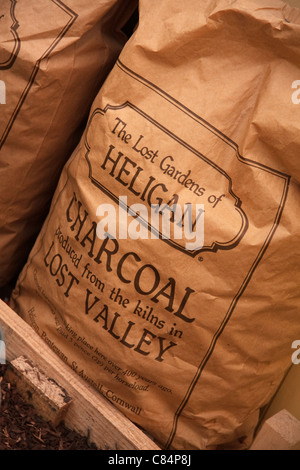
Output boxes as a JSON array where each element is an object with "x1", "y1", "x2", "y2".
[
  {"x1": 250, "y1": 409, "x2": 300, "y2": 450},
  {"x1": 5, "y1": 355, "x2": 72, "y2": 426},
  {"x1": 262, "y1": 365, "x2": 300, "y2": 424},
  {"x1": 0, "y1": 324, "x2": 5, "y2": 364},
  {"x1": 0, "y1": 300, "x2": 160, "y2": 450}
]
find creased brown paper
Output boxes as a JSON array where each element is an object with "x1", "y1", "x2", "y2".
[
  {"x1": 10, "y1": 0, "x2": 300, "y2": 449},
  {"x1": 0, "y1": 0, "x2": 137, "y2": 287}
]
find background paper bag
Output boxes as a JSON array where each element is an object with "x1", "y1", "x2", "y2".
[
  {"x1": 0, "y1": 0, "x2": 137, "y2": 288},
  {"x1": 11, "y1": 0, "x2": 300, "y2": 449}
]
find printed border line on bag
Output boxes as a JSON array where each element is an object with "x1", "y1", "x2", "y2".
[
  {"x1": 0, "y1": 0, "x2": 78, "y2": 150},
  {"x1": 117, "y1": 60, "x2": 289, "y2": 180},
  {"x1": 0, "y1": 0, "x2": 20, "y2": 69},
  {"x1": 85, "y1": 103, "x2": 249, "y2": 256},
  {"x1": 116, "y1": 59, "x2": 291, "y2": 449},
  {"x1": 165, "y1": 176, "x2": 290, "y2": 449}
]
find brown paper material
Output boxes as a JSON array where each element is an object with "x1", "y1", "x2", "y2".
[
  {"x1": 10, "y1": 0, "x2": 300, "y2": 449},
  {"x1": 0, "y1": 0, "x2": 137, "y2": 287}
]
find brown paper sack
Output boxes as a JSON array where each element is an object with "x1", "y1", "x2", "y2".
[
  {"x1": 10, "y1": 0, "x2": 300, "y2": 449},
  {"x1": 0, "y1": 0, "x2": 137, "y2": 287}
]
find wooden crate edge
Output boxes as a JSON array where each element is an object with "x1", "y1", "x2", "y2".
[{"x1": 0, "y1": 300, "x2": 160, "y2": 451}]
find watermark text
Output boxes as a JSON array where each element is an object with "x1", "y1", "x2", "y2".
[
  {"x1": 96, "y1": 197, "x2": 205, "y2": 251},
  {"x1": 0, "y1": 80, "x2": 6, "y2": 104},
  {"x1": 292, "y1": 80, "x2": 300, "y2": 104},
  {"x1": 291, "y1": 340, "x2": 300, "y2": 364}
]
